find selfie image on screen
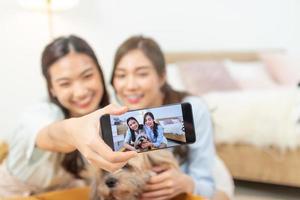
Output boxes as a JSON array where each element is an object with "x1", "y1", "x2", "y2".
[{"x1": 109, "y1": 104, "x2": 186, "y2": 152}]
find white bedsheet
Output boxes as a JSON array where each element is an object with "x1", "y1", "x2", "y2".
[{"x1": 203, "y1": 87, "x2": 300, "y2": 150}]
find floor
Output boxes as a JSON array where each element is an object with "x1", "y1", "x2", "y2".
[{"x1": 234, "y1": 180, "x2": 300, "y2": 200}]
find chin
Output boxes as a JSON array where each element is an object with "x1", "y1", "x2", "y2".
[
  {"x1": 127, "y1": 103, "x2": 144, "y2": 110},
  {"x1": 73, "y1": 106, "x2": 96, "y2": 117}
]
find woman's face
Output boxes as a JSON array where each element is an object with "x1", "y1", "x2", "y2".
[
  {"x1": 113, "y1": 49, "x2": 166, "y2": 110},
  {"x1": 49, "y1": 52, "x2": 104, "y2": 117},
  {"x1": 145, "y1": 115, "x2": 154, "y2": 128},
  {"x1": 128, "y1": 119, "x2": 139, "y2": 131}
]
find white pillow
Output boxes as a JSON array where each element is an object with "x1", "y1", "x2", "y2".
[{"x1": 224, "y1": 60, "x2": 276, "y2": 89}]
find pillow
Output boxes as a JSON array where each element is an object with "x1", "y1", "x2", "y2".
[
  {"x1": 260, "y1": 52, "x2": 300, "y2": 86},
  {"x1": 224, "y1": 60, "x2": 277, "y2": 89},
  {"x1": 177, "y1": 61, "x2": 239, "y2": 95}
]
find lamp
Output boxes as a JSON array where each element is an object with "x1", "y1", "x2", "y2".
[
  {"x1": 18, "y1": 0, "x2": 79, "y2": 12},
  {"x1": 18, "y1": 0, "x2": 79, "y2": 39}
]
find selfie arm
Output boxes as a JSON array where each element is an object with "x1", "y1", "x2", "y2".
[{"x1": 123, "y1": 131, "x2": 136, "y2": 151}]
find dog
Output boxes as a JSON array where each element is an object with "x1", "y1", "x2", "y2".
[
  {"x1": 134, "y1": 133, "x2": 152, "y2": 152},
  {"x1": 90, "y1": 150, "x2": 179, "y2": 200}
]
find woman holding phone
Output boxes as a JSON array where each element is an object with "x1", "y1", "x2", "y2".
[
  {"x1": 143, "y1": 112, "x2": 168, "y2": 148},
  {"x1": 111, "y1": 36, "x2": 233, "y2": 200},
  {"x1": 0, "y1": 35, "x2": 136, "y2": 197}
]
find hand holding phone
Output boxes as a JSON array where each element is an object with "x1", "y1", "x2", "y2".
[{"x1": 100, "y1": 103, "x2": 196, "y2": 153}]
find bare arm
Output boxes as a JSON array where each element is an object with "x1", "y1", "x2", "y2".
[
  {"x1": 36, "y1": 104, "x2": 137, "y2": 172},
  {"x1": 36, "y1": 119, "x2": 76, "y2": 153}
]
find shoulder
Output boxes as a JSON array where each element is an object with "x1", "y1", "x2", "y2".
[
  {"x1": 157, "y1": 124, "x2": 163, "y2": 130},
  {"x1": 182, "y1": 95, "x2": 210, "y2": 116}
]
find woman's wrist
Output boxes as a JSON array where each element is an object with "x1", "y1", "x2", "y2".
[{"x1": 63, "y1": 117, "x2": 78, "y2": 151}]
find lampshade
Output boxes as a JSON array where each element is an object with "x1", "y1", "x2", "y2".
[{"x1": 18, "y1": 0, "x2": 80, "y2": 12}]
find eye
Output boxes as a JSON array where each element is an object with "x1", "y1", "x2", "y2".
[
  {"x1": 137, "y1": 72, "x2": 149, "y2": 77},
  {"x1": 123, "y1": 163, "x2": 134, "y2": 170},
  {"x1": 59, "y1": 82, "x2": 71, "y2": 88},
  {"x1": 83, "y1": 73, "x2": 93, "y2": 79},
  {"x1": 114, "y1": 73, "x2": 126, "y2": 79}
]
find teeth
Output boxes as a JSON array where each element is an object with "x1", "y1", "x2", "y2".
[
  {"x1": 127, "y1": 95, "x2": 142, "y2": 99},
  {"x1": 74, "y1": 96, "x2": 92, "y2": 106}
]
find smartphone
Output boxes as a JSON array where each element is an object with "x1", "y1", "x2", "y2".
[{"x1": 100, "y1": 102, "x2": 195, "y2": 152}]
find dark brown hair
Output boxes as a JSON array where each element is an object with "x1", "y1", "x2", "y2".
[
  {"x1": 143, "y1": 112, "x2": 159, "y2": 140},
  {"x1": 126, "y1": 117, "x2": 143, "y2": 143},
  {"x1": 41, "y1": 35, "x2": 109, "y2": 178},
  {"x1": 111, "y1": 35, "x2": 189, "y2": 163}
]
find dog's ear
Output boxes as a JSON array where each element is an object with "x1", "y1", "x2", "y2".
[
  {"x1": 90, "y1": 171, "x2": 102, "y2": 200},
  {"x1": 145, "y1": 150, "x2": 179, "y2": 169}
]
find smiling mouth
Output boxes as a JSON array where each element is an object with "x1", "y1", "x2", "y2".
[
  {"x1": 73, "y1": 95, "x2": 93, "y2": 109},
  {"x1": 126, "y1": 94, "x2": 143, "y2": 104}
]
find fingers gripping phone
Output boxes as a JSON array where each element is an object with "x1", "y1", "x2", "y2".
[{"x1": 100, "y1": 103, "x2": 196, "y2": 152}]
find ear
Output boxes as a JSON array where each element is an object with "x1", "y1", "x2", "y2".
[{"x1": 89, "y1": 171, "x2": 102, "y2": 200}]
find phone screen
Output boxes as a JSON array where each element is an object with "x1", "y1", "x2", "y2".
[{"x1": 103, "y1": 103, "x2": 195, "y2": 152}]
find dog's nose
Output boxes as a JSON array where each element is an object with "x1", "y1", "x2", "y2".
[{"x1": 105, "y1": 177, "x2": 118, "y2": 188}]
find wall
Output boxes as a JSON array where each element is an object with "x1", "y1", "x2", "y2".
[{"x1": 0, "y1": 0, "x2": 300, "y2": 140}]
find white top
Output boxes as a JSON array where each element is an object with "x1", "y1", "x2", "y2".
[
  {"x1": 181, "y1": 96, "x2": 234, "y2": 199},
  {"x1": 2, "y1": 101, "x2": 76, "y2": 194},
  {"x1": 179, "y1": 96, "x2": 215, "y2": 198}
]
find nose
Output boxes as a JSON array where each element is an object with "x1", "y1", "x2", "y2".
[
  {"x1": 105, "y1": 177, "x2": 118, "y2": 188},
  {"x1": 72, "y1": 82, "x2": 88, "y2": 99},
  {"x1": 125, "y1": 75, "x2": 138, "y2": 90}
]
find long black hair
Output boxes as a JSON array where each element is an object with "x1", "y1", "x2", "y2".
[
  {"x1": 41, "y1": 35, "x2": 109, "y2": 178},
  {"x1": 143, "y1": 112, "x2": 159, "y2": 141}
]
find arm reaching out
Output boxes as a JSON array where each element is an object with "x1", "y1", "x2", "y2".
[{"x1": 36, "y1": 104, "x2": 137, "y2": 172}]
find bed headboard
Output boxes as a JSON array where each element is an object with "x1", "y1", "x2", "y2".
[{"x1": 164, "y1": 50, "x2": 283, "y2": 64}]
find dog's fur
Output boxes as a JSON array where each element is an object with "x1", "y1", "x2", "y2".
[
  {"x1": 134, "y1": 133, "x2": 152, "y2": 151},
  {"x1": 90, "y1": 150, "x2": 179, "y2": 200}
]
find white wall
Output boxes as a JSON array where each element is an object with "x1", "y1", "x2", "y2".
[{"x1": 1, "y1": 0, "x2": 300, "y2": 140}]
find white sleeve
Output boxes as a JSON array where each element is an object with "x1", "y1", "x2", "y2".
[
  {"x1": 181, "y1": 96, "x2": 216, "y2": 198},
  {"x1": 6, "y1": 102, "x2": 64, "y2": 174},
  {"x1": 213, "y1": 155, "x2": 234, "y2": 199}
]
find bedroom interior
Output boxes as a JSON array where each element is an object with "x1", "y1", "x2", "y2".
[
  {"x1": 165, "y1": 51, "x2": 300, "y2": 199},
  {"x1": 1, "y1": 0, "x2": 300, "y2": 199}
]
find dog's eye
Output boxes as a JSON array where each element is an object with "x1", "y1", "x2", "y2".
[{"x1": 123, "y1": 163, "x2": 133, "y2": 170}]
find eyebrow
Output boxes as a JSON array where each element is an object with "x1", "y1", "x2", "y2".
[
  {"x1": 115, "y1": 65, "x2": 151, "y2": 72},
  {"x1": 54, "y1": 67, "x2": 94, "y2": 82}
]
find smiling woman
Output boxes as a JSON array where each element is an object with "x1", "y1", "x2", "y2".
[
  {"x1": 111, "y1": 35, "x2": 234, "y2": 200},
  {"x1": 0, "y1": 35, "x2": 137, "y2": 198},
  {"x1": 47, "y1": 52, "x2": 104, "y2": 117}
]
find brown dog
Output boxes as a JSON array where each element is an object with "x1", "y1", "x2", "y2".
[{"x1": 90, "y1": 150, "x2": 179, "y2": 200}]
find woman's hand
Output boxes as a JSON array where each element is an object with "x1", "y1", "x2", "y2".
[
  {"x1": 66, "y1": 104, "x2": 137, "y2": 172},
  {"x1": 140, "y1": 166, "x2": 195, "y2": 200},
  {"x1": 141, "y1": 141, "x2": 153, "y2": 149}
]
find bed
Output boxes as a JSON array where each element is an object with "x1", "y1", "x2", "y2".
[{"x1": 164, "y1": 50, "x2": 300, "y2": 187}]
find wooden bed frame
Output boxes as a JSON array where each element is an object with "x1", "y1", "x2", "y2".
[{"x1": 164, "y1": 50, "x2": 300, "y2": 187}]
